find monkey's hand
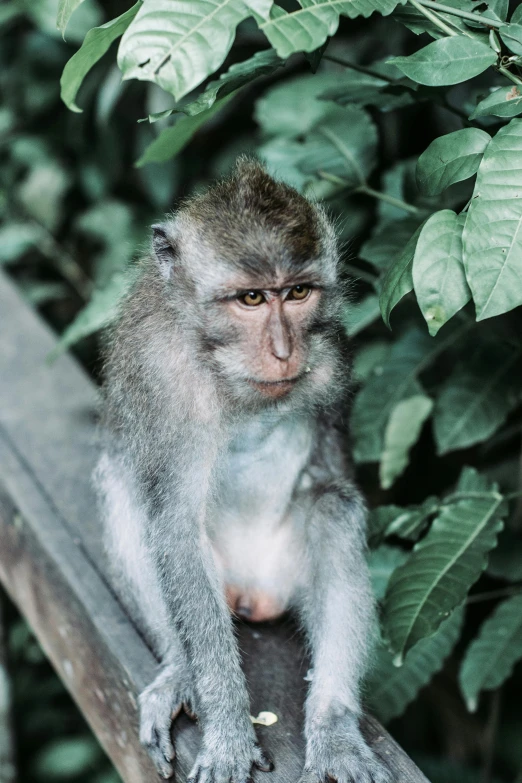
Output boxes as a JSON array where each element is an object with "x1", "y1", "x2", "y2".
[
  {"x1": 139, "y1": 664, "x2": 197, "y2": 779},
  {"x1": 300, "y1": 708, "x2": 392, "y2": 783},
  {"x1": 188, "y1": 719, "x2": 273, "y2": 783}
]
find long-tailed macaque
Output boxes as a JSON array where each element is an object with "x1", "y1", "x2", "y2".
[{"x1": 96, "y1": 159, "x2": 391, "y2": 783}]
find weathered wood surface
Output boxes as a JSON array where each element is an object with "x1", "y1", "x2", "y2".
[{"x1": 0, "y1": 269, "x2": 429, "y2": 783}]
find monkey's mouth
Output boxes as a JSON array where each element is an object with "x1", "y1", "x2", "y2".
[{"x1": 248, "y1": 377, "x2": 301, "y2": 398}]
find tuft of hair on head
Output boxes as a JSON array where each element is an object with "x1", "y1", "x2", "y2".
[
  {"x1": 182, "y1": 157, "x2": 327, "y2": 271},
  {"x1": 149, "y1": 157, "x2": 339, "y2": 287}
]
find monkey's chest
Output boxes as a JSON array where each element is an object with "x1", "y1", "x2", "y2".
[{"x1": 209, "y1": 411, "x2": 313, "y2": 621}]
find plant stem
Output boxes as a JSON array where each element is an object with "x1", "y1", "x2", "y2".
[
  {"x1": 355, "y1": 184, "x2": 420, "y2": 215},
  {"x1": 498, "y1": 65, "x2": 522, "y2": 86},
  {"x1": 416, "y1": 0, "x2": 503, "y2": 28},
  {"x1": 322, "y1": 55, "x2": 394, "y2": 83},
  {"x1": 408, "y1": 0, "x2": 459, "y2": 36},
  {"x1": 318, "y1": 170, "x2": 348, "y2": 187},
  {"x1": 317, "y1": 172, "x2": 420, "y2": 214},
  {"x1": 466, "y1": 585, "x2": 522, "y2": 605},
  {"x1": 505, "y1": 490, "x2": 522, "y2": 501}
]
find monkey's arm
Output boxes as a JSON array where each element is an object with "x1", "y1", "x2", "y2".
[
  {"x1": 138, "y1": 430, "x2": 272, "y2": 783},
  {"x1": 298, "y1": 488, "x2": 391, "y2": 783}
]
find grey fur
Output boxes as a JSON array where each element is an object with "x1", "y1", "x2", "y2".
[{"x1": 96, "y1": 159, "x2": 392, "y2": 783}]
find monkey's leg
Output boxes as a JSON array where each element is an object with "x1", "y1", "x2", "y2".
[
  {"x1": 298, "y1": 490, "x2": 392, "y2": 783},
  {"x1": 97, "y1": 453, "x2": 197, "y2": 777},
  {"x1": 146, "y1": 514, "x2": 273, "y2": 783}
]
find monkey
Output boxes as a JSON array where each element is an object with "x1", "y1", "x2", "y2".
[{"x1": 95, "y1": 158, "x2": 391, "y2": 783}]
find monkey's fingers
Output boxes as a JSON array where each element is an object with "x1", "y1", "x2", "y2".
[
  {"x1": 253, "y1": 744, "x2": 274, "y2": 772},
  {"x1": 140, "y1": 719, "x2": 176, "y2": 779},
  {"x1": 145, "y1": 732, "x2": 175, "y2": 780}
]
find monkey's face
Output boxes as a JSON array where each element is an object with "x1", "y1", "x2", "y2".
[{"x1": 200, "y1": 268, "x2": 342, "y2": 408}]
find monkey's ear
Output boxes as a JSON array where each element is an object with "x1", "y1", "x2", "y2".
[{"x1": 152, "y1": 223, "x2": 177, "y2": 280}]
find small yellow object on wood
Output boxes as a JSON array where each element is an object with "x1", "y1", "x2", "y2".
[{"x1": 250, "y1": 711, "x2": 278, "y2": 726}]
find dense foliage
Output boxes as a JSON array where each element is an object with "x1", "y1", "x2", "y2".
[{"x1": 2, "y1": 0, "x2": 522, "y2": 781}]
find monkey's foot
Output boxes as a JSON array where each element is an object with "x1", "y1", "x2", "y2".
[
  {"x1": 300, "y1": 710, "x2": 392, "y2": 783},
  {"x1": 139, "y1": 667, "x2": 197, "y2": 779},
  {"x1": 188, "y1": 729, "x2": 273, "y2": 783}
]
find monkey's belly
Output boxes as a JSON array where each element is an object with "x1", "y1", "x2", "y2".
[{"x1": 211, "y1": 519, "x2": 304, "y2": 623}]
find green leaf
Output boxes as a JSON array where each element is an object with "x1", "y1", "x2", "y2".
[
  {"x1": 351, "y1": 328, "x2": 432, "y2": 463},
  {"x1": 136, "y1": 93, "x2": 236, "y2": 166},
  {"x1": 433, "y1": 341, "x2": 522, "y2": 454},
  {"x1": 18, "y1": 164, "x2": 71, "y2": 231},
  {"x1": 297, "y1": 105, "x2": 378, "y2": 188},
  {"x1": 173, "y1": 49, "x2": 282, "y2": 117},
  {"x1": 49, "y1": 270, "x2": 135, "y2": 359},
  {"x1": 319, "y1": 67, "x2": 414, "y2": 112},
  {"x1": 380, "y1": 394, "x2": 433, "y2": 489},
  {"x1": 257, "y1": 0, "x2": 406, "y2": 59},
  {"x1": 392, "y1": 0, "x2": 489, "y2": 39},
  {"x1": 359, "y1": 217, "x2": 422, "y2": 270},
  {"x1": 118, "y1": 0, "x2": 254, "y2": 102},
  {"x1": 254, "y1": 72, "x2": 341, "y2": 138},
  {"x1": 35, "y1": 737, "x2": 101, "y2": 777},
  {"x1": 244, "y1": 0, "x2": 273, "y2": 17},
  {"x1": 369, "y1": 497, "x2": 439, "y2": 546},
  {"x1": 412, "y1": 210, "x2": 471, "y2": 336},
  {"x1": 379, "y1": 222, "x2": 425, "y2": 328},
  {"x1": 142, "y1": 49, "x2": 283, "y2": 121},
  {"x1": 57, "y1": 0, "x2": 84, "y2": 36},
  {"x1": 258, "y1": 137, "x2": 312, "y2": 192},
  {"x1": 459, "y1": 595, "x2": 522, "y2": 711},
  {"x1": 390, "y1": 37, "x2": 496, "y2": 87},
  {"x1": 462, "y1": 119, "x2": 522, "y2": 320},
  {"x1": 499, "y1": 23, "x2": 522, "y2": 55},
  {"x1": 0, "y1": 223, "x2": 44, "y2": 264},
  {"x1": 416, "y1": 129, "x2": 490, "y2": 196},
  {"x1": 383, "y1": 467, "x2": 506, "y2": 662},
  {"x1": 342, "y1": 294, "x2": 381, "y2": 337},
  {"x1": 470, "y1": 85, "x2": 522, "y2": 119},
  {"x1": 367, "y1": 608, "x2": 463, "y2": 723},
  {"x1": 353, "y1": 341, "x2": 389, "y2": 384},
  {"x1": 368, "y1": 545, "x2": 409, "y2": 601},
  {"x1": 60, "y1": 3, "x2": 141, "y2": 112},
  {"x1": 512, "y1": 4, "x2": 522, "y2": 23}
]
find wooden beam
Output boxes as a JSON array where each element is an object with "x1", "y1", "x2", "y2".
[{"x1": 0, "y1": 270, "x2": 428, "y2": 783}]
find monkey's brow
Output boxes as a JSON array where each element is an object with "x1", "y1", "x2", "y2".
[{"x1": 214, "y1": 280, "x2": 324, "y2": 302}]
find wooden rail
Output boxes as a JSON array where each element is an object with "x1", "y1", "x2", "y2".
[{"x1": 0, "y1": 270, "x2": 428, "y2": 783}]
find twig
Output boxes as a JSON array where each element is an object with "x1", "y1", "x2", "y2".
[
  {"x1": 466, "y1": 585, "x2": 522, "y2": 605},
  {"x1": 355, "y1": 184, "x2": 420, "y2": 215},
  {"x1": 498, "y1": 65, "x2": 522, "y2": 86},
  {"x1": 322, "y1": 55, "x2": 395, "y2": 83},
  {"x1": 416, "y1": 0, "x2": 503, "y2": 28},
  {"x1": 317, "y1": 172, "x2": 420, "y2": 215},
  {"x1": 408, "y1": 0, "x2": 459, "y2": 36}
]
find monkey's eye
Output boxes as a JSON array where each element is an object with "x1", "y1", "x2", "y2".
[
  {"x1": 287, "y1": 285, "x2": 311, "y2": 301},
  {"x1": 240, "y1": 291, "x2": 265, "y2": 307}
]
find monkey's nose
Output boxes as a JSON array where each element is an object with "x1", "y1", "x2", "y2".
[{"x1": 236, "y1": 604, "x2": 252, "y2": 619}]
